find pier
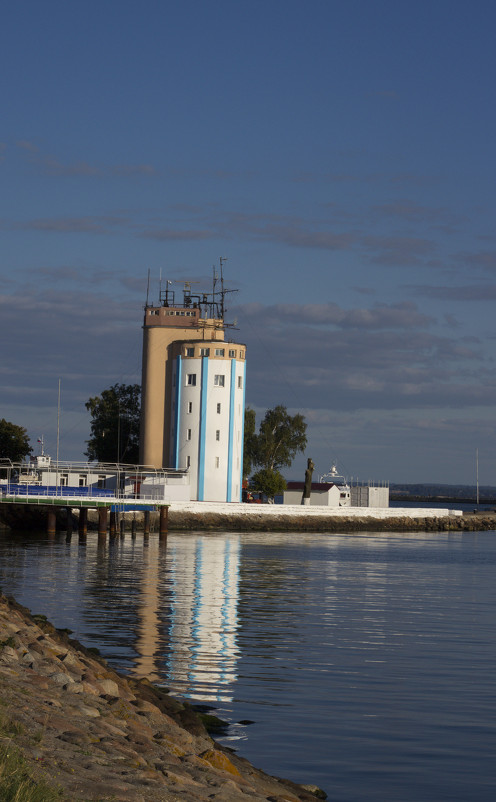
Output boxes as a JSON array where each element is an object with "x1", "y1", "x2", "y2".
[{"x1": 0, "y1": 491, "x2": 169, "y2": 538}]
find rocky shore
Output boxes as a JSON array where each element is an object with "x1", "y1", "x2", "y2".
[
  {"x1": 0, "y1": 591, "x2": 326, "y2": 801},
  {"x1": 166, "y1": 508, "x2": 496, "y2": 532}
]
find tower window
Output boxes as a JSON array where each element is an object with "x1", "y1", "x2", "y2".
[
  {"x1": 185, "y1": 347, "x2": 194, "y2": 357},
  {"x1": 229, "y1": 349, "x2": 236, "y2": 358},
  {"x1": 215, "y1": 348, "x2": 225, "y2": 357},
  {"x1": 187, "y1": 401, "x2": 192, "y2": 413},
  {"x1": 238, "y1": 376, "x2": 243, "y2": 389},
  {"x1": 214, "y1": 375, "x2": 225, "y2": 387},
  {"x1": 186, "y1": 456, "x2": 191, "y2": 468},
  {"x1": 186, "y1": 374, "x2": 196, "y2": 386},
  {"x1": 215, "y1": 430, "x2": 220, "y2": 441},
  {"x1": 217, "y1": 403, "x2": 221, "y2": 414},
  {"x1": 215, "y1": 457, "x2": 220, "y2": 468},
  {"x1": 200, "y1": 348, "x2": 210, "y2": 356},
  {"x1": 240, "y1": 351, "x2": 245, "y2": 359},
  {"x1": 186, "y1": 429, "x2": 192, "y2": 441}
]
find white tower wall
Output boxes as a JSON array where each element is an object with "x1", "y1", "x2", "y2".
[{"x1": 171, "y1": 349, "x2": 246, "y2": 502}]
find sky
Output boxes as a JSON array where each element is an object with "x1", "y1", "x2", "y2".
[{"x1": 2, "y1": 0, "x2": 496, "y2": 485}]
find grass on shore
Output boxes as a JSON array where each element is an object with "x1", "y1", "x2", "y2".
[{"x1": 0, "y1": 710, "x2": 62, "y2": 802}]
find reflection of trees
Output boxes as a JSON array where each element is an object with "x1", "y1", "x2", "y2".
[
  {"x1": 81, "y1": 539, "x2": 146, "y2": 669},
  {"x1": 80, "y1": 537, "x2": 174, "y2": 677}
]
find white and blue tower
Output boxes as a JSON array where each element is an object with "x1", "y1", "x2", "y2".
[{"x1": 139, "y1": 272, "x2": 246, "y2": 502}]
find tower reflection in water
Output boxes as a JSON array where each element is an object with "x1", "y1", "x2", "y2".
[{"x1": 134, "y1": 535, "x2": 240, "y2": 702}]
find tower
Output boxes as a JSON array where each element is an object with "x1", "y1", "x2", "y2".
[{"x1": 139, "y1": 274, "x2": 246, "y2": 502}]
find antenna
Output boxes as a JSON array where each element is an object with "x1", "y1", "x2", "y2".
[
  {"x1": 159, "y1": 268, "x2": 162, "y2": 301},
  {"x1": 146, "y1": 269, "x2": 150, "y2": 307},
  {"x1": 219, "y1": 256, "x2": 227, "y2": 318}
]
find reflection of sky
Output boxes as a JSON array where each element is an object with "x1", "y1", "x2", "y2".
[{"x1": 134, "y1": 535, "x2": 240, "y2": 702}]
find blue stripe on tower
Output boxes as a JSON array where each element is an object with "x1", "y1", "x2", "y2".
[
  {"x1": 227, "y1": 359, "x2": 236, "y2": 502},
  {"x1": 174, "y1": 356, "x2": 182, "y2": 469},
  {"x1": 239, "y1": 362, "x2": 246, "y2": 501},
  {"x1": 197, "y1": 356, "x2": 209, "y2": 500}
]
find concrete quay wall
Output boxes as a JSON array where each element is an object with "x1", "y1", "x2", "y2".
[{"x1": 165, "y1": 503, "x2": 491, "y2": 533}]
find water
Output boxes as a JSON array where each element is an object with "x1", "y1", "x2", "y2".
[{"x1": 1, "y1": 527, "x2": 496, "y2": 801}]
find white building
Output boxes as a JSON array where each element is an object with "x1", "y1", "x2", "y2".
[{"x1": 283, "y1": 481, "x2": 351, "y2": 507}]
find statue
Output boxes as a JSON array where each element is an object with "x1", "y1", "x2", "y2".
[{"x1": 301, "y1": 457, "x2": 314, "y2": 505}]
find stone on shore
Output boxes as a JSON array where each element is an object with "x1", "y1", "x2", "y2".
[{"x1": 0, "y1": 591, "x2": 326, "y2": 801}]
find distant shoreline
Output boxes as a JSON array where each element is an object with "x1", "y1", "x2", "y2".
[{"x1": 391, "y1": 495, "x2": 496, "y2": 505}]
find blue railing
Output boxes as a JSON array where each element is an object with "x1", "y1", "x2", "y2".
[{"x1": 5, "y1": 484, "x2": 115, "y2": 498}]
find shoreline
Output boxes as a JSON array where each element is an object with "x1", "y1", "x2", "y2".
[
  {"x1": 0, "y1": 591, "x2": 326, "y2": 801},
  {"x1": 2, "y1": 499, "x2": 496, "y2": 533},
  {"x1": 165, "y1": 502, "x2": 496, "y2": 533}
]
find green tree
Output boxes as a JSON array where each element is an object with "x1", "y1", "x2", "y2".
[
  {"x1": 243, "y1": 406, "x2": 257, "y2": 478},
  {"x1": 85, "y1": 384, "x2": 141, "y2": 464},
  {"x1": 251, "y1": 405, "x2": 307, "y2": 472},
  {"x1": 0, "y1": 419, "x2": 32, "y2": 462},
  {"x1": 251, "y1": 468, "x2": 287, "y2": 502}
]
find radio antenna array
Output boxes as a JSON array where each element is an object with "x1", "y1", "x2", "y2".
[{"x1": 151, "y1": 257, "x2": 238, "y2": 326}]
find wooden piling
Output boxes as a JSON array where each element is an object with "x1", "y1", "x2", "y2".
[
  {"x1": 143, "y1": 510, "x2": 150, "y2": 536},
  {"x1": 109, "y1": 510, "x2": 117, "y2": 538},
  {"x1": 78, "y1": 508, "x2": 88, "y2": 536},
  {"x1": 159, "y1": 506, "x2": 168, "y2": 539},
  {"x1": 65, "y1": 508, "x2": 73, "y2": 535},
  {"x1": 47, "y1": 508, "x2": 56, "y2": 536},
  {"x1": 120, "y1": 518, "x2": 125, "y2": 537},
  {"x1": 98, "y1": 507, "x2": 108, "y2": 537}
]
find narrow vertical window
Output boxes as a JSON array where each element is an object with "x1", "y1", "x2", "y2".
[
  {"x1": 217, "y1": 403, "x2": 221, "y2": 414},
  {"x1": 238, "y1": 376, "x2": 243, "y2": 389},
  {"x1": 186, "y1": 429, "x2": 192, "y2": 441},
  {"x1": 188, "y1": 401, "x2": 192, "y2": 413},
  {"x1": 186, "y1": 455, "x2": 191, "y2": 468},
  {"x1": 215, "y1": 430, "x2": 220, "y2": 441},
  {"x1": 215, "y1": 457, "x2": 220, "y2": 468}
]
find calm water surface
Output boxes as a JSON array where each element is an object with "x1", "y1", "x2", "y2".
[{"x1": 1, "y1": 528, "x2": 495, "y2": 802}]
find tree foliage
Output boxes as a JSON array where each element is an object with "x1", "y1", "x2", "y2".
[
  {"x1": 85, "y1": 384, "x2": 141, "y2": 464},
  {"x1": 243, "y1": 407, "x2": 257, "y2": 478},
  {"x1": 248, "y1": 405, "x2": 307, "y2": 473},
  {"x1": 0, "y1": 419, "x2": 32, "y2": 462},
  {"x1": 251, "y1": 468, "x2": 287, "y2": 502}
]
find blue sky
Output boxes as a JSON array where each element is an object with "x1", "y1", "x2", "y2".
[{"x1": 2, "y1": 0, "x2": 496, "y2": 485}]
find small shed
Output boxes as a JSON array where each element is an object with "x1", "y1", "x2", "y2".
[{"x1": 283, "y1": 481, "x2": 351, "y2": 507}]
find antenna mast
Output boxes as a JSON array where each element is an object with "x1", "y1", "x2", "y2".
[{"x1": 219, "y1": 256, "x2": 227, "y2": 318}]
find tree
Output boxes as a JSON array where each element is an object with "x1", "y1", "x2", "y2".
[
  {"x1": 85, "y1": 384, "x2": 141, "y2": 464},
  {"x1": 250, "y1": 405, "x2": 307, "y2": 472},
  {"x1": 251, "y1": 468, "x2": 287, "y2": 502},
  {"x1": 0, "y1": 419, "x2": 32, "y2": 462},
  {"x1": 243, "y1": 407, "x2": 257, "y2": 479}
]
